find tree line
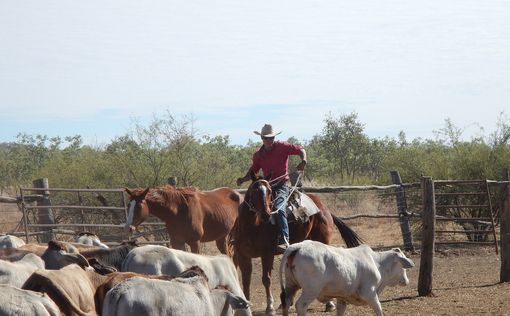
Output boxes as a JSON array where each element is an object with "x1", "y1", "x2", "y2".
[{"x1": 1, "y1": 111, "x2": 509, "y2": 194}]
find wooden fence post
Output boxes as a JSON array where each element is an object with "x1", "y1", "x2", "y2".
[
  {"x1": 500, "y1": 168, "x2": 510, "y2": 282},
  {"x1": 32, "y1": 178, "x2": 55, "y2": 243},
  {"x1": 391, "y1": 171, "x2": 415, "y2": 252},
  {"x1": 418, "y1": 176, "x2": 435, "y2": 296}
]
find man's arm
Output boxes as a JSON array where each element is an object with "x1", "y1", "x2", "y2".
[
  {"x1": 236, "y1": 169, "x2": 252, "y2": 186},
  {"x1": 296, "y1": 148, "x2": 307, "y2": 171}
]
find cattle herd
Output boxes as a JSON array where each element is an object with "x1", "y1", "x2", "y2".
[{"x1": 0, "y1": 233, "x2": 414, "y2": 315}]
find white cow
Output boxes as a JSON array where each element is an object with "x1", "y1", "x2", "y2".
[
  {"x1": 279, "y1": 240, "x2": 415, "y2": 316},
  {"x1": 75, "y1": 232, "x2": 109, "y2": 249},
  {"x1": 0, "y1": 253, "x2": 45, "y2": 288},
  {"x1": 0, "y1": 284, "x2": 61, "y2": 316},
  {"x1": 122, "y1": 245, "x2": 246, "y2": 296},
  {"x1": 102, "y1": 267, "x2": 250, "y2": 316},
  {"x1": 0, "y1": 234, "x2": 26, "y2": 248}
]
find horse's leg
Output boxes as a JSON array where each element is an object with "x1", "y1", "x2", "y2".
[
  {"x1": 215, "y1": 236, "x2": 228, "y2": 255},
  {"x1": 170, "y1": 239, "x2": 186, "y2": 251},
  {"x1": 336, "y1": 300, "x2": 347, "y2": 316},
  {"x1": 188, "y1": 240, "x2": 200, "y2": 253},
  {"x1": 237, "y1": 254, "x2": 252, "y2": 300},
  {"x1": 261, "y1": 254, "x2": 275, "y2": 315}
]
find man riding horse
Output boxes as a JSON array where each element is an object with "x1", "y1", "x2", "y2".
[{"x1": 237, "y1": 123, "x2": 307, "y2": 252}]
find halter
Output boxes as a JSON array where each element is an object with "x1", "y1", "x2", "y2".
[
  {"x1": 245, "y1": 172, "x2": 304, "y2": 216},
  {"x1": 243, "y1": 179, "x2": 271, "y2": 213}
]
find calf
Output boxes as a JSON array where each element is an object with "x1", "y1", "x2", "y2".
[
  {"x1": 0, "y1": 284, "x2": 60, "y2": 316},
  {"x1": 102, "y1": 266, "x2": 250, "y2": 316},
  {"x1": 122, "y1": 245, "x2": 251, "y2": 316},
  {"x1": 279, "y1": 240, "x2": 414, "y2": 316},
  {"x1": 22, "y1": 263, "x2": 109, "y2": 316},
  {"x1": 0, "y1": 253, "x2": 45, "y2": 288},
  {"x1": 0, "y1": 234, "x2": 26, "y2": 248}
]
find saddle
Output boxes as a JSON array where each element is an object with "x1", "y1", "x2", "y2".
[{"x1": 285, "y1": 191, "x2": 320, "y2": 224}]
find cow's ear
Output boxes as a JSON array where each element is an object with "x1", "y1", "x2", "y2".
[
  {"x1": 89, "y1": 258, "x2": 116, "y2": 275},
  {"x1": 125, "y1": 188, "x2": 132, "y2": 196},
  {"x1": 398, "y1": 256, "x2": 415, "y2": 269},
  {"x1": 227, "y1": 293, "x2": 251, "y2": 310}
]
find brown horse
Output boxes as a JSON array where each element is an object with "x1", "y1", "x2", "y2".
[
  {"x1": 233, "y1": 172, "x2": 363, "y2": 314},
  {"x1": 124, "y1": 185, "x2": 241, "y2": 254}
]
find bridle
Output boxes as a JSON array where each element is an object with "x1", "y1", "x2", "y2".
[
  {"x1": 243, "y1": 179, "x2": 271, "y2": 214},
  {"x1": 243, "y1": 171, "x2": 303, "y2": 215}
]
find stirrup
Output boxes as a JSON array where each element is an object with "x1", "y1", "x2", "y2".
[{"x1": 276, "y1": 243, "x2": 289, "y2": 254}]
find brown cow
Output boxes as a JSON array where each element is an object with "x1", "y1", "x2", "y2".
[
  {"x1": 23, "y1": 264, "x2": 108, "y2": 316},
  {"x1": 23, "y1": 262, "x2": 199, "y2": 315}
]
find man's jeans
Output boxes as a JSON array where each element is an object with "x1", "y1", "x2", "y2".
[{"x1": 272, "y1": 181, "x2": 290, "y2": 243}]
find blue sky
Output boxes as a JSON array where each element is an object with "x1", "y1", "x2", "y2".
[{"x1": 1, "y1": 1, "x2": 509, "y2": 146}]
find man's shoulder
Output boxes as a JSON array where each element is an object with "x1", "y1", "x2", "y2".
[{"x1": 275, "y1": 140, "x2": 303, "y2": 150}]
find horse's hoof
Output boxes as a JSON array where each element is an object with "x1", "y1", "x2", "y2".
[
  {"x1": 325, "y1": 301, "x2": 336, "y2": 312},
  {"x1": 265, "y1": 307, "x2": 276, "y2": 315}
]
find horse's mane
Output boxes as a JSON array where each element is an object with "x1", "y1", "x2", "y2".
[{"x1": 148, "y1": 185, "x2": 198, "y2": 208}]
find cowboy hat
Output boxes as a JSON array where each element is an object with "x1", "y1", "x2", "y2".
[{"x1": 253, "y1": 124, "x2": 282, "y2": 137}]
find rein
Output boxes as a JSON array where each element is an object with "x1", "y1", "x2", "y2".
[
  {"x1": 244, "y1": 171, "x2": 303, "y2": 215},
  {"x1": 269, "y1": 171, "x2": 303, "y2": 215},
  {"x1": 268, "y1": 173, "x2": 287, "y2": 184}
]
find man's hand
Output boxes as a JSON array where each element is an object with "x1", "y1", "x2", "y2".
[{"x1": 296, "y1": 160, "x2": 307, "y2": 171}]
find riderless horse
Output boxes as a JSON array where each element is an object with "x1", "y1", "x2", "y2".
[{"x1": 125, "y1": 185, "x2": 241, "y2": 254}]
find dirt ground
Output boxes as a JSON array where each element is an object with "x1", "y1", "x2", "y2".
[
  {"x1": 230, "y1": 217, "x2": 510, "y2": 316},
  {"x1": 3, "y1": 195, "x2": 510, "y2": 315},
  {"x1": 244, "y1": 245, "x2": 510, "y2": 316}
]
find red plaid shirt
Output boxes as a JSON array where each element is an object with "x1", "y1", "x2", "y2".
[{"x1": 250, "y1": 141, "x2": 303, "y2": 182}]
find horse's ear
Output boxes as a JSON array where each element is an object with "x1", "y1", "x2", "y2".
[
  {"x1": 141, "y1": 187, "x2": 150, "y2": 198},
  {"x1": 125, "y1": 188, "x2": 132, "y2": 196},
  {"x1": 264, "y1": 172, "x2": 272, "y2": 181}
]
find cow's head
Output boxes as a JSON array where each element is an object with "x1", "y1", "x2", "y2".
[
  {"x1": 383, "y1": 248, "x2": 415, "y2": 288},
  {"x1": 42, "y1": 240, "x2": 90, "y2": 270}
]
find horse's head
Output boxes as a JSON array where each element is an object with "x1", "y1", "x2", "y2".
[
  {"x1": 124, "y1": 187, "x2": 150, "y2": 233},
  {"x1": 244, "y1": 172, "x2": 273, "y2": 222}
]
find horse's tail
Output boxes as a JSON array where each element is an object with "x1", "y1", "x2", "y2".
[{"x1": 332, "y1": 215, "x2": 363, "y2": 248}]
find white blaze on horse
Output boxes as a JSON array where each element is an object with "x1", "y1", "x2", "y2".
[
  {"x1": 279, "y1": 240, "x2": 415, "y2": 316},
  {"x1": 124, "y1": 186, "x2": 241, "y2": 254}
]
